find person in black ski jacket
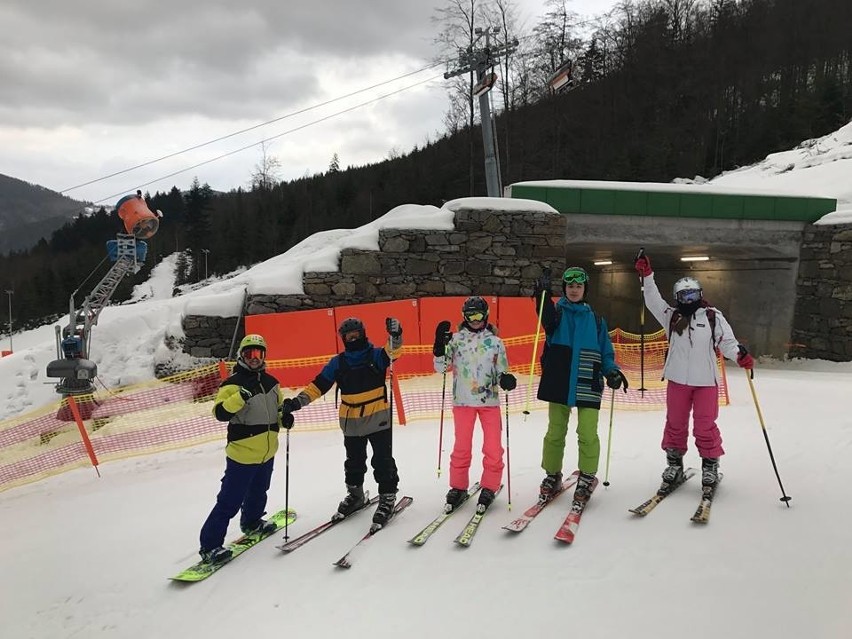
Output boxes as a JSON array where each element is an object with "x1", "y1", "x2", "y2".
[{"x1": 281, "y1": 317, "x2": 403, "y2": 527}]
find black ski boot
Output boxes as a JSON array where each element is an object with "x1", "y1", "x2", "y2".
[
  {"x1": 573, "y1": 472, "x2": 596, "y2": 504},
  {"x1": 240, "y1": 518, "x2": 277, "y2": 536},
  {"x1": 701, "y1": 457, "x2": 720, "y2": 488},
  {"x1": 372, "y1": 492, "x2": 397, "y2": 526},
  {"x1": 539, "y1": 472, "x2": 563, "y2": 502},
  {"x1": 661, "y1": 448, "x2": 685, "y2": 489},
  {"x1": 199, "y1": 546, "x2": 232, "y2": 564},
  {"x1": 476, "y1": 487, "x2": 497, "y2": 513},
  {"x1": 445, "y1": 487, "x2": 467, "y2": 512},
  {"x1": 336, "y1": 484, "x2": 367, "y2": 518}
]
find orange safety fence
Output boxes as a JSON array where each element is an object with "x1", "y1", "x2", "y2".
[{"x1": 0, "y1": 299, "x2": 730, "y2": 493}]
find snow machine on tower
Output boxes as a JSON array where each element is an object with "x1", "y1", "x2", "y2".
[{"x1": 46, "y1": 192, "x2": 162, "y2": 398}]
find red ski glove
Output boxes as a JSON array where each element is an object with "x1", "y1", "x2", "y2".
[
  {"x1": 736, "y1": 346, "x2": 754, "y2": 369},
  {"x1": 634, "y1": 255, "x2": 653, "y2": 277}
]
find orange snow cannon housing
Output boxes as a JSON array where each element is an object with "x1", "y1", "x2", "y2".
[{"x1": 115, "y1": 193, "x2": 159, "y2": 239}]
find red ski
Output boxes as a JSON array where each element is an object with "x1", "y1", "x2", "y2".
[
  {"x1": 554, "y1": 475, "x2": 599, "y2": 544},
  {"x1": 502, "y1": 471, "x2": 580, "y2": 533}
]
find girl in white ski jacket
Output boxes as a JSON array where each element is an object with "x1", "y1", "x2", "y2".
[{"x1": 635, "y1": 254, "x2": 753, "y2": 488}]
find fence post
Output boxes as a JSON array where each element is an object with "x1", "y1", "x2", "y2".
[{"x1": 67, "y1": 395, "x2": 100, "y2": 477}]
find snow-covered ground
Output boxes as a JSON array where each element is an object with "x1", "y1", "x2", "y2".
[
  {"x1": 1, "y1": 362, "x2": 850, "y2": 639},
  {"x1": 1, "y1": 122, "x2": 851, "y2": 638}
]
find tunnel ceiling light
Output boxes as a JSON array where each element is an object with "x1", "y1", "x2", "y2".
[
  {"x1": 594, "y1": 260, "x2": 613, "y2": 266},
  {"x1": 681, "y1": 256, "x2": 710, "y2": 262}
]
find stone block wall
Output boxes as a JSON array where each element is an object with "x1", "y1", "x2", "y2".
[
  {"x1": 182, "y1": 207, "x2": 566, "y2": 359},
  {"x1": 791, "y1": 223, "x2": 852, "y2": 361}
]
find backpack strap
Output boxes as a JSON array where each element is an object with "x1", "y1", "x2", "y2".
[{"x1": 668, "y1": 303, "x2": 717, "y2": 352}]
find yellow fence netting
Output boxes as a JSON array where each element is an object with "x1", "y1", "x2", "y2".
[{"x1": 0, "y1": 329, "x2": 728, "y2": 493}]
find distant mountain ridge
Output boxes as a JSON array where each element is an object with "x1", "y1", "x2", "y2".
[{"x1": 0, "y1": 174, "x2": 87, "y2": 254}]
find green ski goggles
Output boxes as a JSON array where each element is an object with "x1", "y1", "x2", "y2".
[{"x1": 562, "y1": 267, "x2": 589, "y2": 284}]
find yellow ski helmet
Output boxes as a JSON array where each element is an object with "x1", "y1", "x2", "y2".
[{"x1": 239, "y1": 334, "x2": 267, "y2": 353}]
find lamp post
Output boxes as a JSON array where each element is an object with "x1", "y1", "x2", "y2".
[
  {"x1": 4, "y1": 290, "x2": 12, "y2": 352},
  {"x1": 201, "y1": 249, "x2": 210, "y2": 280}
]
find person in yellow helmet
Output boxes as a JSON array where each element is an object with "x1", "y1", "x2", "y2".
[{"x1": 198, "y1": 334, "x2": 293, "y2": 564}]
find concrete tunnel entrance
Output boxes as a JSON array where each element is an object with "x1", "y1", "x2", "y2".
[{"x1": 507, "y1": 180, "x2": 838, "y2": 358}]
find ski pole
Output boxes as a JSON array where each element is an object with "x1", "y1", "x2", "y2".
[
  {"x1": 603, "y1": 388, "x2": 615, "y2": 487},
  {"x1": 385, "y1": 322, "x2": 396, "y2": 429},
  {"x1": 505, "y1": 392, "x2": 512, "y2": 510},
  {"x1": 524, "y1": 267, "x2": 551, "y2": 418},
  {"x1": 437, "y1": 366, "x2": 448, "y2": 477},
  {"x1": 388, "y1": 339, "x2": 394, "y2": 428},
  {"x1": 283, "y1": 426, "x2": 291, "y2": 540},
  {"x1": 635, "y1": 247, "x2": 647, "y2": 396},
  {"x1": 744, "y1": 365, "x2": 792, "y2": 506}
]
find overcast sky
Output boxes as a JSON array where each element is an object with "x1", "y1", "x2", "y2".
[{"x1": 0, "y1": 0, "x2": 618, "y2": 205}]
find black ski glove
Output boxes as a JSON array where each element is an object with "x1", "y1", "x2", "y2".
[
  {"x1": 606, "y1": 369, "x2": 629, "y2": 393},
  {"x1": 281, "y1": 397, "x2": 302, "y2": 414},
  {"x1": 386, "y1": 317, "x2": 402, "y2": 337},
  {"x1": 532, "y1": 269, "x2": 552, "y2": 301},
  {"x1": 433, "y1": 321, "x2": 452, "y2": 356},
  {"x1": 279, "y1": 408, "x2": 295, "y2": 430},
  {"x1": 499, "y1": 373, "x2": 517, "y2": 391}
]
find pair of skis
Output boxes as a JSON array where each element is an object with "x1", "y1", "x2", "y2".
[
  {"x1": 501, "y1": 471, "x2": 597, "y2": 544},
  {"x1": 628, "y1": 468, "x2": 723, "y2": 523},
  {"x1": 408, "y1": 483, "x2": 503, "y2": 548},
  {"x1": 503, "y1": 470, "x2": 584, "y2": 544},
  {"x1": 280, "y1": 493, "x2": 416, "y2": 569}
]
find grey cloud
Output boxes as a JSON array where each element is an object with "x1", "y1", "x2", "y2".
[{"x1": 1, "y1": 1, "x2": 438, "y2": 127}]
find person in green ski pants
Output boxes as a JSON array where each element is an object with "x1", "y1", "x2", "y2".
[{"x1": 532, "y1": 267, "x2": 628, "y2": 505}]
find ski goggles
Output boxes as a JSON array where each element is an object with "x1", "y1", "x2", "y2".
[
  {"x1": 342, "y1": 330, "x2": 363, "y2": 343},
  {"x1": 241, "y1": 347, "x2": 266, "y2": 361},
  {"x1": 675, "y1": 289, "x2": 702, "y2": 304},
  {"x1": 562, "y1": 268, "x2": 588, "y2": 284},
  {"x1": 463, "y1": 311, "x2": 486, "y2": 322}
]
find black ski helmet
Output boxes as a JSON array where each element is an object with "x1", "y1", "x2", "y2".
[
  {"x1": 338, "y1": 317, "x2": 366, "y2": 341},
  {"x1": 461, "y1": 296, "x2": 489, "y2": 322}
]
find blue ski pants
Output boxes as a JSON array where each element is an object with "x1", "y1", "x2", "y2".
[{"x1": 199, "y1": 456, "x2": 274, "y2": 551}]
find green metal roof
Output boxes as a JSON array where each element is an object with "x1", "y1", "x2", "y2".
[{"x1": 509, "y1": 181, "x2": 837, "y2": 223}]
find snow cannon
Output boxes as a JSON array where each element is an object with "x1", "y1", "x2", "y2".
[{"x1": 115, "y1": 192, "x2": 159, "y2": 239}]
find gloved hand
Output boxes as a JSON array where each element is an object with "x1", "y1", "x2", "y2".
[
  {"x1": 280, "y1": 397, "x2": 302, "y2": 414},
  {"x1": 433, "y1": 320, "x2": 452, "y2": 357},
  {"x1": 386, "y1": 317, "x2": 402, "y2": 337},
  {"x1": 634, "y1": 254, "x2": 653, "y2": 277},
  {"x1": 499, "y1": 373, "x2": 517, "y2": 391},
  {"x1": 532, "y1": 270, "x2": 552, "y2": 301},
  {"x1": 279, "y1": 407, "x2": 295, "y2": 430},
  {"x1": 238, "y1": 385, "x2": 260, "y2": 402},
  {"x1": 737, "y1": 345, "x2": 754, "y2": 369},
  {"x1": 606, "y1": 369, "x2": 629, "y2": 392}
]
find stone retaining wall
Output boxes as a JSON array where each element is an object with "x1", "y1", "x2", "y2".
[
  {"x1": 182, "y1": 207, "x2": 565, "y2": 359},
  {"x1": 791, "y1": 223, "x2": 852, "y2": 361}
]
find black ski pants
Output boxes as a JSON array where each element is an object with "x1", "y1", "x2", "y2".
[{"x1": 343, "y1": 427, "x2": 399, "y2": 494}]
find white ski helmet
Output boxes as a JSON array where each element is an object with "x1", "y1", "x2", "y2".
[{"x1": 673, "y1": 277, "x2": 702, "y2": 304}]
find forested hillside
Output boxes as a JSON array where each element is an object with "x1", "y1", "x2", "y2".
[
  {"x1": 0, "y1": 174, "x2": 85, "y2": 254},
  {"x1": 1, "y1": 0, "x2": 849, "y2": 329}
]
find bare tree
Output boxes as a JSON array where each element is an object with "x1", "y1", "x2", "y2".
[
  {"x1": 530, "y1": 0, "x2": 584, "y2": 97},
  {"x1": 484, "y1": 0, "x2": 523, "y2": 113},
  {"x1": 434, "y1": 0, "x2": 485, "y2": 195},
  {"x1": 249, "y1": 142, "x2": 281, "y2": 191}
]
